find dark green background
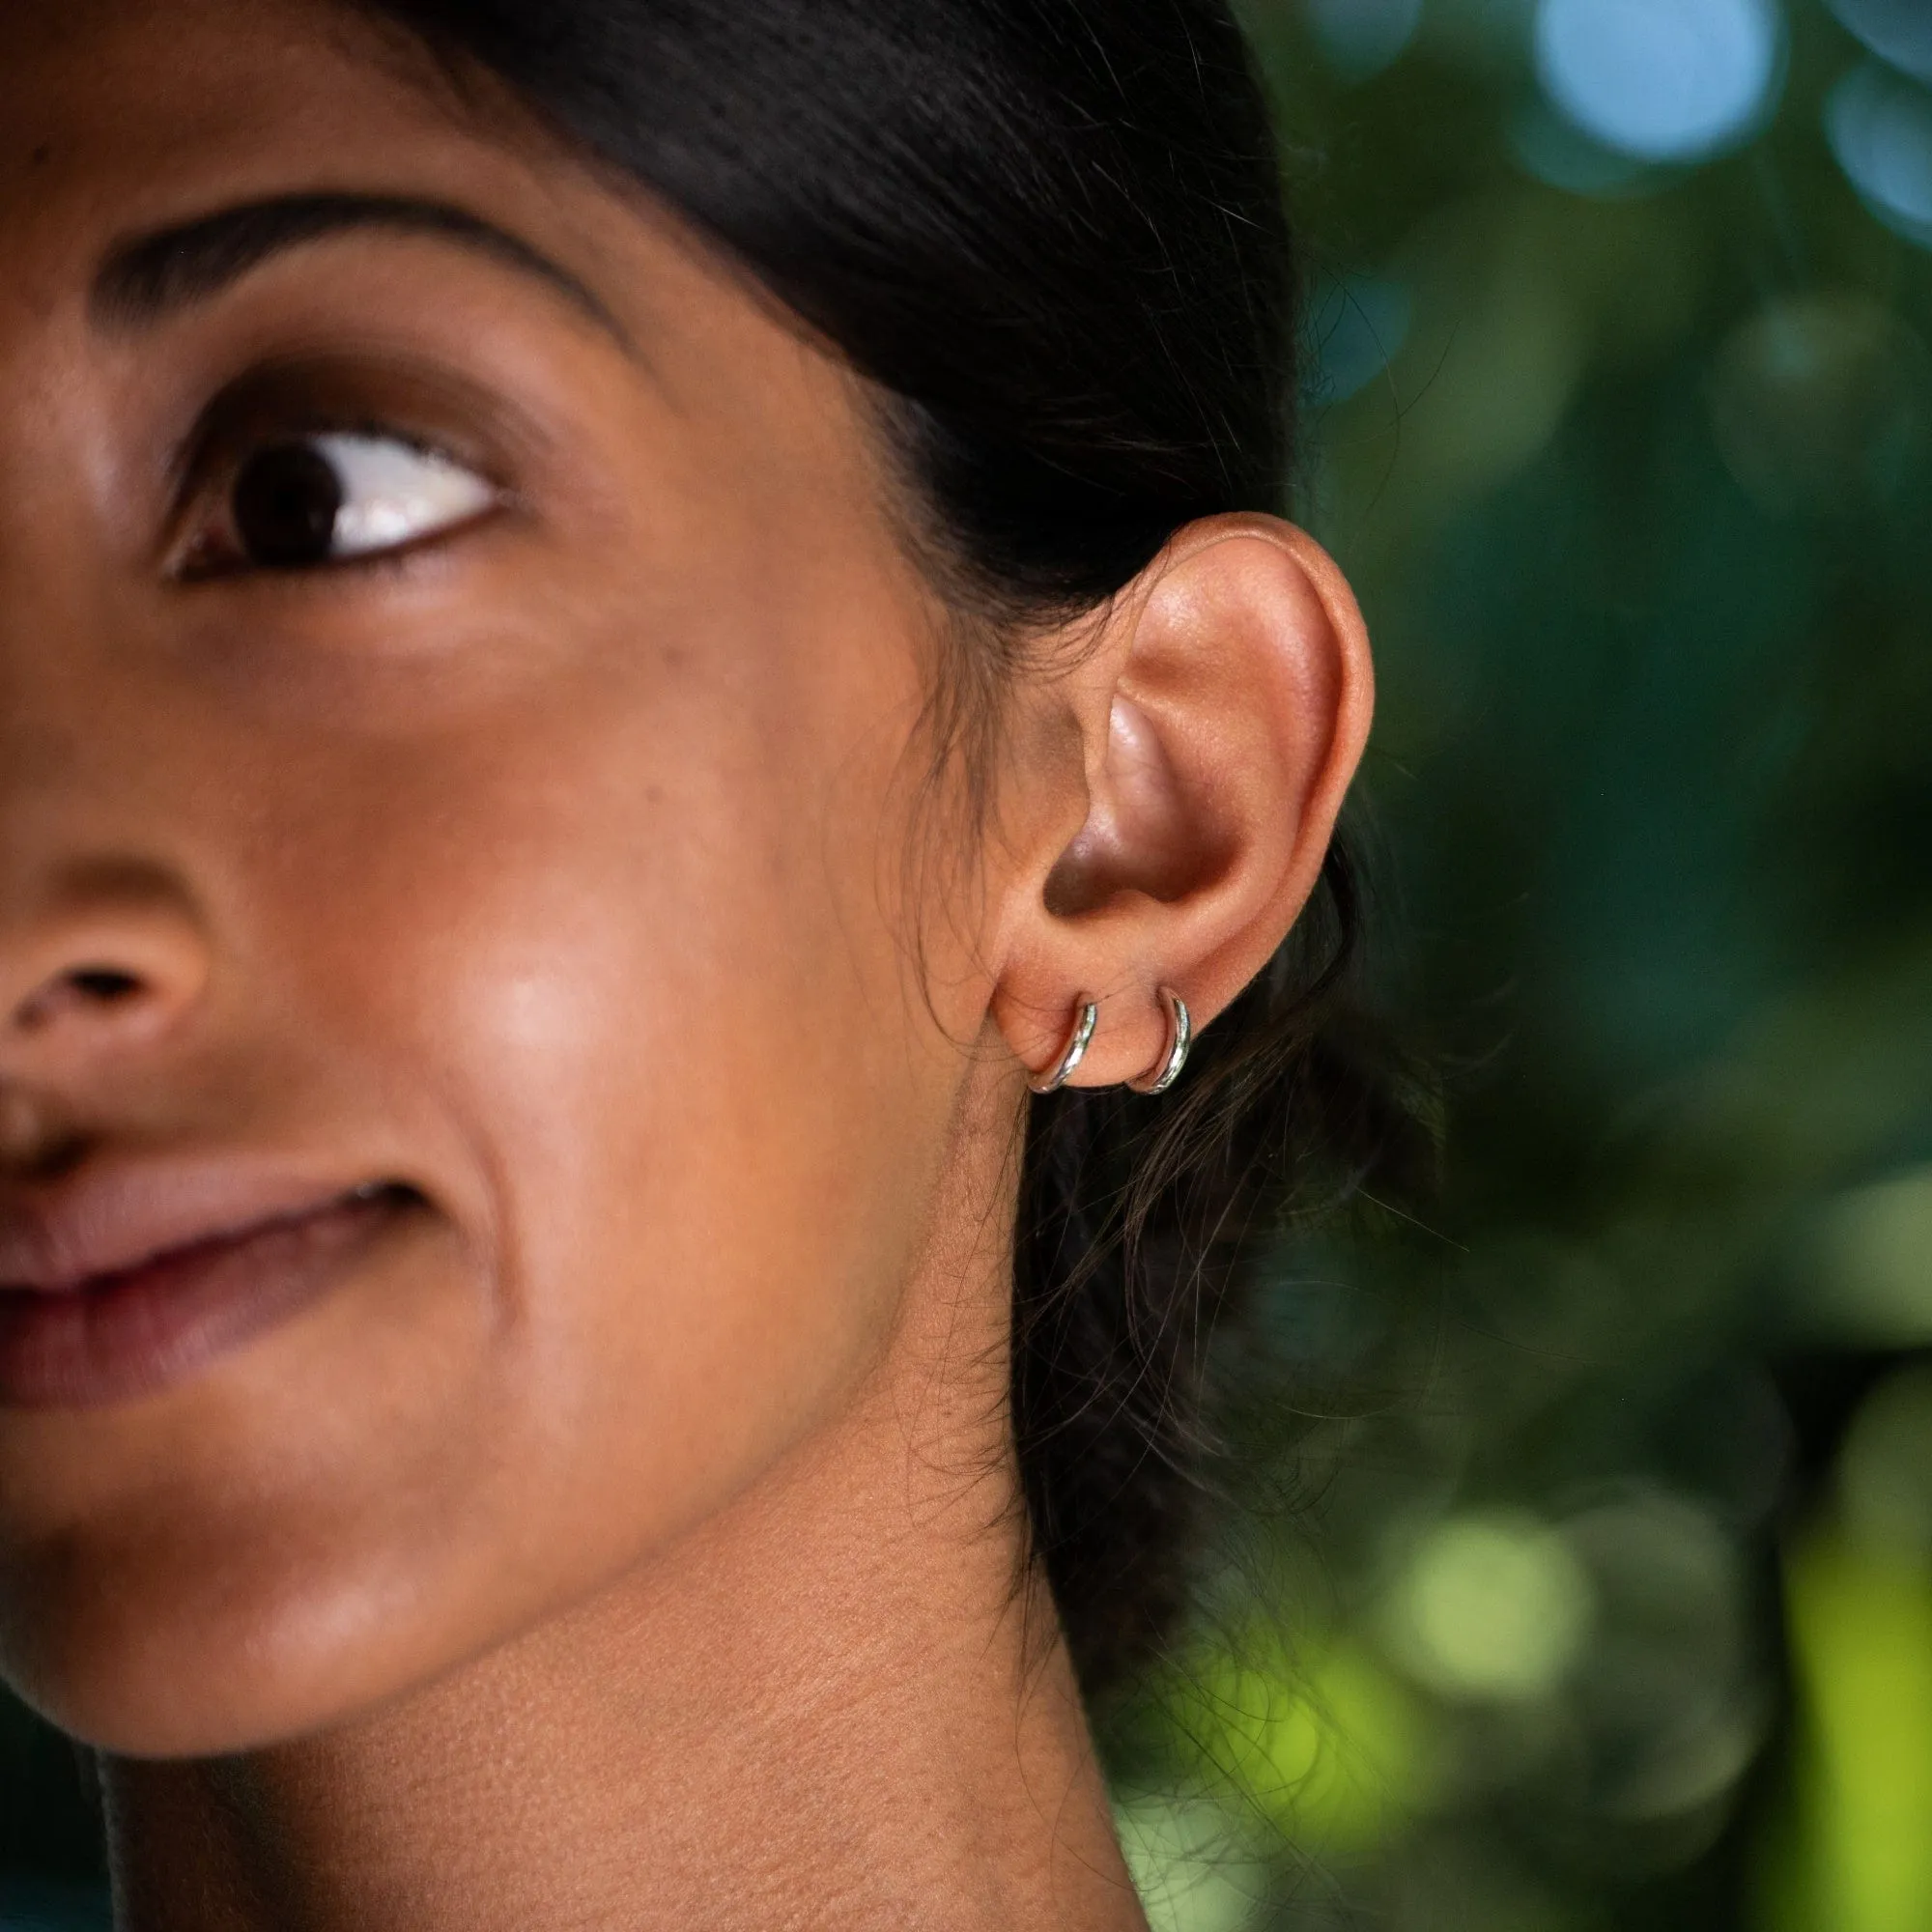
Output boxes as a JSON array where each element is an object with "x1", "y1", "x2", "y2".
[{"x1": 1111, "y1": 2, "x2": 1932, "y2": 1927}]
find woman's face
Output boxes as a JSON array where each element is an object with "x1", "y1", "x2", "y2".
[{"x1": 0, "y1": 0, "x2": 1005, "y2": 1752}]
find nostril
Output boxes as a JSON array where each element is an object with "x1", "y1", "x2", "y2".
[
  {"x1": 0, "y1": 887, "x2": 211, "y2": 1054},
  {"x1": 13, "y1": 965, "x2": 156, "y2": 1034}
]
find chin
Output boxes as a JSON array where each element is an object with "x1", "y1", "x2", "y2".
[{"x1": 0, "y1": 1524, "x2": 472, "y2": 1759}]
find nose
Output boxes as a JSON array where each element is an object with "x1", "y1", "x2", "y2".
[{"x1": 0, "y1": 889, "x2": 211, "y2": 1081}]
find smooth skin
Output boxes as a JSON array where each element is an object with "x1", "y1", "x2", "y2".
[{"x1": 0, "y1": 3, "x2": 1374, "y2": 1927}]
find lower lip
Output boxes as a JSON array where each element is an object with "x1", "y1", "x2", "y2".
[{"x1": 0, "y1": 1191, "x2": 412, "y2": 1410}]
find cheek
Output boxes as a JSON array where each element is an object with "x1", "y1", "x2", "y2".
[
  {"x1": 200, "y1": 614, "x2": 958, "y2": 1713},
  {"x1": 422, "y1": 810, "x2": 938, "y2": 1521}
]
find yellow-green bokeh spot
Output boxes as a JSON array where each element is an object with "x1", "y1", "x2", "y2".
[
  {"x1": 1762, "y1": 1525, "x2": 1932, "y2": 1932},
  {"x1": 1151, "y1": 1627, "x2": 1426, "y2": 1853},
  {"x1": 1381, "y1": 1510, "x2": 1594, "y2": 1703}
]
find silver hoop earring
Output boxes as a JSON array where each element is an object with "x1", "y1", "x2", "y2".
[
  {"x1": 1127, "y1": 986, "x2": 1192, "y2": 1095},
  {"x1": 1029, "y1": 997, "x2": 1099, "y2": 1095}
]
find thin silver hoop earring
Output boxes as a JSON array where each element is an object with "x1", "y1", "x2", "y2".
[
  {"x1": 1028, "y1": 997, "x2": 1099, "y2": 1095},
  {"x1": 1127, "y1": 986, "x2": 1192, "y2": 1095}
]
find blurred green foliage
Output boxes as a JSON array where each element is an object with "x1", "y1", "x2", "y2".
[{"x1": 1104, "y1": 0, "x2": 1932, "y2": 1925}]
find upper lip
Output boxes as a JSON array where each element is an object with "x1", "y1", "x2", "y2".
[{"x1": 0, "y1": 1161, "x2": 389, "y2": 1294}]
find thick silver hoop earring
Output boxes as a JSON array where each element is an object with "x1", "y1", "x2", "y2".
[
  {"x1": 1127, "y1": 986, "x2": 1192, "y2": 1095},
  {"x1": 1028, "y1": 997, "x2": 1099, "y2": 1095}
]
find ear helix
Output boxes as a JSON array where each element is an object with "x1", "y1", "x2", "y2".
[{"x1": 1027, "y1": 987, "x2": 1192, "y2": 1096}]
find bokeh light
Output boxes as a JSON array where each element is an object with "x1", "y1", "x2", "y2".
[
  {"x1": 1826, "y1": 61, "x2": 1932, "y2": 246},
  {"x1": 1706, "y1": 290, "x2": 1932, "y2": 511},
  {"x1": 1305, "y1": 0, "x2": 1423, "y2": 81},
  {"x1": 1561, "y1": 1492, "x2": 1763, "y2": 1828},
  {"x1": 1781, "y1": 1523, "x2": 1932, "y2": 1931},
  {"x1": 1157, "y1": 1629, "x2": 1426, "y2": 1851},
  {"x1": 1534, "y1": 0, "x2": 1784, "y2": 162},
  {"x1": 1837, "y1": 1364, "x2": 1932, "y2": 1559},
  {"x1": 1383, "y1": 1514, "x2": 1593, "y2": 1703},
  {"x1": 1114, "y1": 1795, "x2": 1269, "y2": 1932},
  {"x1": 1308, "y1": 273, "x2": 1413, "y2": 403},
  {"x1": 1809, "y1": 1165, "x2": 1932, "y2": 1345},
  {"x1": 1510, "y1": 98, "x2": 1659, "y2": 197},
  {"x1": 1825, "y1": 0, "x2": 1932, "y2": 87}
]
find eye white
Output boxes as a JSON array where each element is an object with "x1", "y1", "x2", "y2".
[{"x1": 308, "y1": 433, "x2": 497, "y2": 557}]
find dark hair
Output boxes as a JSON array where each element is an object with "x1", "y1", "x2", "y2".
[{"x1": 350, "y1": 0, "x2": 1414, "y2": 1697}]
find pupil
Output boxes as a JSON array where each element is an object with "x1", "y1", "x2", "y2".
[{"x1": 231, "y1": 443, "x2": 344, "y2": 568}]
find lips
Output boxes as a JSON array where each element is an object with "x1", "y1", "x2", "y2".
[{"x1": 0, "y1": 1168, "x2": 420, "y2": 1409}]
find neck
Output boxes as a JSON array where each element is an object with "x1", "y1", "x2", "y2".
[{"x1": 98, "y1": 1097, "x2": 1149, "y2": 1932}]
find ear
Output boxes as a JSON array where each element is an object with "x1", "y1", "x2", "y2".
[{"x1": 988, "y1": 513, "x2": 1374, "y2": 1091}]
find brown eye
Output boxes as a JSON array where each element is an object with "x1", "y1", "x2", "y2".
[
  {"x1": 190, "y1": 432, "x2": 500, "y2": 576},
  {"x1": 233, "y1": 442, "x2": 346, "y2": 569}
]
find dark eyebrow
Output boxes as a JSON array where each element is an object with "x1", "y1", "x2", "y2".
[{"x1": 91, "y1": 191, "x2": 630, "y2": 347}]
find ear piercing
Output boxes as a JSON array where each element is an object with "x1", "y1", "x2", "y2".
[
  {"x1": 1029, "y1": 997, "x2": 1100, "y2": 1094},
  {"x1": 1027, "y1": 987, "x2": 1192, "y2": 1096},
  {"x1": 1127, "y1": 986, "x2": 1192, "y2": 1095}
]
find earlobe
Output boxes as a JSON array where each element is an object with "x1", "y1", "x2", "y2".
[{"x1": 992, "y1": 513, "x2": 1373, "y2": 1094}]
